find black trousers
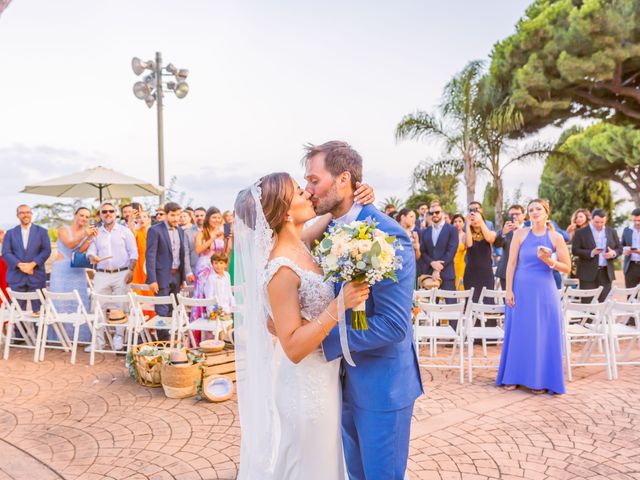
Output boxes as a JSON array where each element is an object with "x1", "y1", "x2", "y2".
[
  {"x1": 579, "y1": 268, "x2": 611, "y2": 303},
  {"x1": 625, "y1": 262, "x2": 640, "y2": 289},
  {"x1": 155, "y1": 271, "x2": 181, "y2": 341}
]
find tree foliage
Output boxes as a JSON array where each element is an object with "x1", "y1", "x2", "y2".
[
  {"x1": 538, "y1": 126, "x2": 615, "y2": 227},
  {"x1": 405, "y1": 159, "x2": 461, "y2": 214},
  {"x1": 490, "y1": 0, "x2": 640, "y2": 133},
  {"x1": 396, "y1": 61, "x2": 484, "y2": 205},
  {"x1": 558, "y1": 121, "x2": 640, "y2": 206}
]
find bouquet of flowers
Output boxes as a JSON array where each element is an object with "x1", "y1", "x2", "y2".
[{"x1": 313, "y1": 218, "x2": 403, "y2": 330}]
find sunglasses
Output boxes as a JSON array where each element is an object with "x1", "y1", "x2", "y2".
[
  {"x1": 430, "y1": 210, "x2": 442, "y2": 215},
  {"x1": 101, "y1": 209, "x2": 115, "y2": 214}
]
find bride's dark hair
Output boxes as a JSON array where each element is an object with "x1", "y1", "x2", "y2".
[
  {"x1": 234, "y1": 172, "x2": 294, "y2": 233},
  {"x1": 260, "y1": 172, "x2": 295, "y2": 233}
]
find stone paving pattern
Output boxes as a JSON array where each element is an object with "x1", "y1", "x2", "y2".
[{"x1": 1, "y1": 346, "x2": 639, "y2": 480}]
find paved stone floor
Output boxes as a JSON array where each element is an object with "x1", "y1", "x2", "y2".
[{"x1": 0, "y1": 346, "x2": 639, "y2": 480}]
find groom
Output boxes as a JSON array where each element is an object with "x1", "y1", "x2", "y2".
[{"x1": 304, "y1": 141, "x2": 423, "y2": 480}]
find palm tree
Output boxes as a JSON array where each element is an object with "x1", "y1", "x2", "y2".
[{"x1": 396, "y1": 60, "x2": 484, "y2": 206}]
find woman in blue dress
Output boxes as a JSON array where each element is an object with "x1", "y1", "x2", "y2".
[
  {"x1": 49, "y1": 207, "x2": 97, "y2": 342},
  {"x1": 497, "y1": 199, "x2": 571, "y2": 394}
]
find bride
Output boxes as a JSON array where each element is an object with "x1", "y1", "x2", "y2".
[{"x1": 234, "y1": 172, "x2": 370, "y2": 479}]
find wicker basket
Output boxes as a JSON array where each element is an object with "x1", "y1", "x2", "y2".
[
  {"x1": 161, "y1": 360, "x2": 204, "y2": 399},
  {"x1": 127, "y1": 341, "x2": 175, "y2": 388}
]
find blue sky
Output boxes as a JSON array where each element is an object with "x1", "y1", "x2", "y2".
[{"x1": 0, "y1": 1, "x2": 539, "y2": 227}]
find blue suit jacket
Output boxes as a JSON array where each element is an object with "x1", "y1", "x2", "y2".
[
  {"x1": 322, "y1": 204, "x2": 424, "y2": 412},
  {"x1": 145, "y1": 222, "x2": 186, "y2": 288},
  {"x1": 419, "y1": 223, "x2": 457, "y2": 281},
  {"x1": 1, "y1": 224, "x2": 51, "y2": 289}
]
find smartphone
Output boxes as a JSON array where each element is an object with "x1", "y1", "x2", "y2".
[
  {"x1": 537, "y1": 246, "x2": 552, "y2": 255},
  {"x1": 223, "y1": 223, "x2": 231, "y2": 238}
]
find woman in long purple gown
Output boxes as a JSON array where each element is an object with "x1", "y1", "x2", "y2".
[{"x1": 497, "y1": 199, "x2": 571, "y2": 394}]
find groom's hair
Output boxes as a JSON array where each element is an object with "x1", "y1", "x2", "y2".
[{"x1": 302, "y1": 141, "x2": 362, "y2": 190}]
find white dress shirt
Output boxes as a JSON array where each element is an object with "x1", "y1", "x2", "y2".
[
  {"x1": 335, "y1": 203, "x2": 363, "y2": 225},
  {"x1": 589, "y1": 225, "x2": 608, "y2": 267},
  {"x1": 21, "y1": 225, "x2": 31, "y2": 250},
  {"x1": 87, "y1": 222, "x2": 138, "y2": 270},
  {"x1": 431, "y1": 220, "x2": 444, "y2": 246},
  {"x1": 630, "y1": 229, "x2": 640, "y2": 262},
  {"x1": 205, "y1": 271, "x2": 235, "y2": 313}
]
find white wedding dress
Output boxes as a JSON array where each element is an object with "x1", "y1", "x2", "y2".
[{"x1": 264, "y1": 256, "x2": 345, "y2": 480}]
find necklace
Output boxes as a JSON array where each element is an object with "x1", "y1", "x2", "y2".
[{"x1": 472, "y1": 230, "x2": 484, "y2": 241}]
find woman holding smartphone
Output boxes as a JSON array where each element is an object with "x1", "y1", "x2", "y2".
[
  {"x1": 497, "y1": 199, "x2": 571, "y2": 394},
  {"x1": 464, "y1": 209, "x2": 496, "y2": 302}
]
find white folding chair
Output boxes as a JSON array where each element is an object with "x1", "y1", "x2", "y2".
[
  {"x1": 130, "y1": 293, "x2": 180, "y2": 346},
  {"x1": 562, "y1": 301, "x2": 612, "y2": 381},
  {"x1": 89, "y1": 292, "x2": 135, "y2": 365},
  {"x1": 607, "y1": 301, "x2": 640, "y2": 379},
  {"x1": 562, "y1": 278, "x2": 580, "y2": 288},
  {"x1": 3, "y1": 289, "x2": 45, "y2": 362},
  {"x1": 415, "y1": 301, "x2": 469, "y2": 384},
  {"x1": 180, "y1": 284, "x2": 195, "y2": 298},
  {"x1": 176, "y1": 294, "x2": 232, "y2": 347},
  {"x1": 40, "y1": 289, "x2": 92, "y2": 364},
  {"x1": 427, "y1": 288, "x2": 474, "y2": 355},
  {"x1": 476, "y1": 288, "x2": 506, "y2": 356},
  {"x1": 466, "y1": 303, "x2": 505, "y2": 383}
]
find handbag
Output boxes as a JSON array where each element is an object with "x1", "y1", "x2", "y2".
[{"x1": 70, "y1": 250, "x2": 92, "y2": 269}]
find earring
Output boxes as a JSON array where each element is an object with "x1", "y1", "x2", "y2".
[{"x1": 287, "y1": 216, "x2": 294, "y2": 223}]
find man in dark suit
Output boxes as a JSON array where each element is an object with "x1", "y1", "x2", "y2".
[
  {"x1": 1, "y1": 204, "x2": 51, "y2": 313},
  {"x1": 146, "y1": 202, "x2": 193, "y2": 340},
  {"x1": 420, "y1": 201, "x2": 458, "y2": 292},
  {"x1": 572, "y1": 208, "x2": 622, "y2": 302},
  {"x1": 494, "y1": 204, "x2": 526, "y2": 290},
  {"x1": 621, "y1": 208, "x2": 640, "y2": 288}
]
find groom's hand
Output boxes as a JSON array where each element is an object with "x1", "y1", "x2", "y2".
[{"x1": 354, "y1": 182, "x2": 375, "y2": 205}]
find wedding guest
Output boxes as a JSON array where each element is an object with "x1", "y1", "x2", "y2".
[
  {"x1": 416, "y1": 202, "x2": 428, "y2": 230},
  {"x1": 185, "y1": 207, "x2": 205, "y2": 275},
  {"x1": 396, "y1": 208, "x2": 420, "y2": 264},
  {"x1": 464, "y1": 209, "x2": 497, "y2": 302},
  {"x1": 179, "y1": 210, "x2": 193, "y2": 230},
  {"x1": 194, "y1": 207, "x2": 206, "y2": 230},
  {"x1": 0, "y1": 229, "x2": 8, "y2": 305},
  {"x1": 132, "y1": 211, "x2": 152, "y2": 294},
  {"x1": 153, "y1": 205, "x2": 166, "y2": 225},
  {"x1": 185, "y1": 206, "x2": 196, "y2": 225},
  {"x1": 49, "y1": 207, "x2": 97, "y2": 341},
  {"x1": 120, "y1": 203, "x2": 133, "y2": 227},
  {"x1": 2, "y1": 205, "x2": 51, "y2": 314},
  {"x1": 87, "y1": 202, "x2": 138, "y2": 351},
  {"x1": 497, "y1": 199, "x2": 570, "y2": 394},
  {"x1": 443, "y1": 212, "x2": 451, "y2": 224},
  {"x1": 192, "y1": 207, "x2": 225, "y2": 341},
  {"x1": 468, "y1": 201, "x2": 494, "y2": 231},
  {"x1": 204, "y1": 253, "x2": 235, "y2": 314},
  {"x1": 384, "y1": 204, "x2": 397, "y2": 217},
  {"x1": 567, "y1": 208, "x2": 591, "y2": 242},
  {"x1": 451, "y1": 214, "x2": 466, "y2": 290},
  {"x1": 223, "y1": 210, "x2": 234, "y2": 258},
  {"x1": 420, "y1": 202, "x2": 457, "y2": 293},
  {"x1": 572, "y1": 208, "x2": 621, "y2": 302},
  {"x1": 146, "y1": 202, "x2": 193, "y2": 341},
  {"x1": 494, "y1": 205, "x2": 526, "y2": 290},
  {"x1": 621, "y1": 208, "x2": 640, "y2": 289}
]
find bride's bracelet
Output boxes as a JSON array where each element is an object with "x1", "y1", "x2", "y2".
[
  {"x1": 324, "y1": 308, "x2": 339, "y2": 324},
  {"x1": 316, "y1": 318, "x2": 329, "y2": 336}
]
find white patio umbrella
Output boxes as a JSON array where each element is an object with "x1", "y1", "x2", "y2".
[{"x1": 21, "y1": 166, "x2": 164, "y2": 203}]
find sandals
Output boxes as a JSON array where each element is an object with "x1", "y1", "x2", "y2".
[
  {"x1": 503, "y1": 384, "x2": 517, "y2": 391},
  {"x1": 530, "y1": 388, "x2": 547, "y2": 395}
]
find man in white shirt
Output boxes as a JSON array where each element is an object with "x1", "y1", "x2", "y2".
[
  {"x1": 621, "y1": 208, "x2": 640, "y2": 288},
  {"x1": 87, "y1": 202, "x2": 138, "y2": 350}
]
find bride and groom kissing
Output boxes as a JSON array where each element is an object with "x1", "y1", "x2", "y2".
[{"x1": 234, "y1": 141, "x2": 423, "y2": 479}]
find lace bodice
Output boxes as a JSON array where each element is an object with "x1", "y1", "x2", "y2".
[{"x1": 264, "y1": 257, "x2": 334, "y2": 322}]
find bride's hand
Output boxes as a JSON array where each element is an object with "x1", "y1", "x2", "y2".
[
  {"x1": 354, "y1": 182, "x2": 375, "y2": 205},
  {"x1": 343, "y1": 281, "x2": 370, "y2": 310}
]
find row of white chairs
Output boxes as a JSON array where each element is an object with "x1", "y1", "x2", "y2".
[
  {"x1": 0, "y1": 285, "x2": 235, "y2": 365},
  {"x1": 414, "y1": 286, "x2": 640, "y2": 384}
]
